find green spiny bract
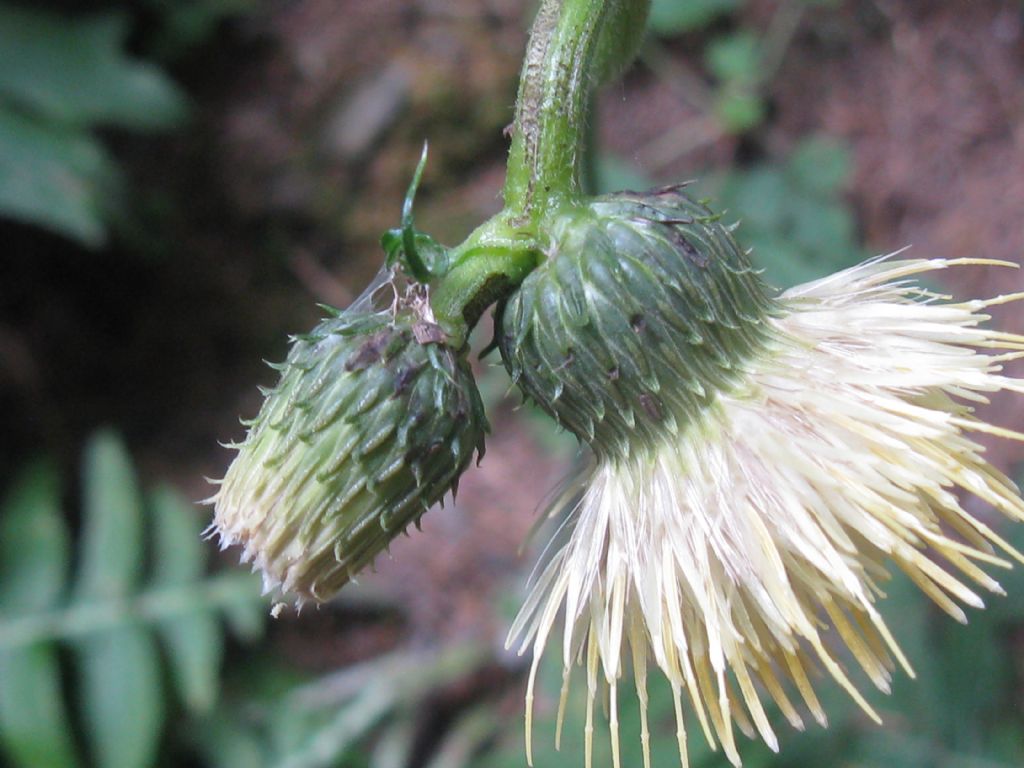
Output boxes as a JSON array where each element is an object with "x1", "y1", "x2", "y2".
[
  {"x1": 212, "y1": 277, "x2": 486, "y2": 604},
  {"x1": 498, "y1": 187, "x2": 777, "y2": 460}
]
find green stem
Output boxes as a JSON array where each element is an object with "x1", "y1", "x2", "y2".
[
  {"x1": 504, "y1": 0, "x2": 611, "y2": 218},
  {"x1": 429, "y1": 0, "x2": 650, "y2": 343},
  {"x1": 0, "y1": 573, "x2": 261, "y2": 650},
  {"x1": 429, "y1": 216, "x2": 539, "y2": 345},
  {"x1": 504, "y1": 0, "x2": 650, "y2": 218}
]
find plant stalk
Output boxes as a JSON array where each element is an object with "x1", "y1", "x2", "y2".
[
  {"x1": 504, "y1": 0, "x2": 616, "y2": 219},
  {"x1": 429, "y1": 0, "x2": 650, "y2": 343}
]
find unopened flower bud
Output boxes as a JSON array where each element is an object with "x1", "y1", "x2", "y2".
[{"x1": 211, "y1": 272, "x2": 486, "y2": 603}]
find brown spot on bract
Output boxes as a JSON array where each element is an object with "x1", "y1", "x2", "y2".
[
  {"x1": 392, "y1": 363, "x2": 424, "y2": 397},
  {"x1": 345, "y1": 329, "x2": 393, "y2": 371},
  {"x1": 675, "y1": 232, "x2": 708, "y2": 267},
  {"x1": 638, "y1": 392, "x2": 662, "y2": 421},
  {"x1": 413, "y1": 321, "x2": 446, "y2": 345}
]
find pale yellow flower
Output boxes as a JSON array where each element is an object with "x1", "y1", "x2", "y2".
[{"x1": 508, "y1": 257, "x2": 1024, "y2": 768}]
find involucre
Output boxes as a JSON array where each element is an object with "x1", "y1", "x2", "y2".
[{"x1": 499, "y1": 186, "x2": 776, "y2": 458}]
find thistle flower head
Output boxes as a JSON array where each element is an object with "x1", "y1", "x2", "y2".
[
  {"x1": 504, "y1": 221, "x2": 1024, "y2": 767},
  {"x1": 211, "y1": 269, "x2": 487, "y2": 604}
]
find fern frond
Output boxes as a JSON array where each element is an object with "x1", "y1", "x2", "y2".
[{"x1": 0, "y1": 431, "x2": 266, "y2": 768}]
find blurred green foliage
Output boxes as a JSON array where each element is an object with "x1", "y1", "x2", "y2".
[
  {"x1": 701, "y1": 136, "x2": 862, "y2": 288},
  {"x1": 0, "y1": 432, "x2": 264, "y2": 768},
  {"x1": 0, "y1": 3, "x2": 187, "y2": 247},
  {"x1": 140, "y1": 0, "x2": 255, "y2": 60},
  {"x1": 648, "y1": 0, "x2": 841, "y2": 137},
  {"x1": 704, "y1": 31, "x2": 765, "y2": 133},
  {"x1": 197, "y1": 646, "x2": 496, "y2": 768},
  {"x1": 648, "y1": 0, "x2": 741, "y2": 36}
]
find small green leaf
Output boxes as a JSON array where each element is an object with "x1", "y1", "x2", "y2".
[
  {"x1": 705, "y1": 32, "x2": 762, "y2": 83},
  {"x1": 0, "y1": 436, "x2": 265, "y2": 768},
  {"x1": 648, "y1": 0, "x2": 740, "y2": 36},
  {"x1": 722, "y1": 167, "x2": 788, "y2": 230},
  {"x1": 0, "y1": 4, "x2": 189, "y2": 244},
  {"x1": 790, "y1": 197, "x2": 855, "y2": 258},
  {"x1": 0, "y1": 108, "x2": 117, "y2": 247},
  {"x1": 0, "y1": 648, "x2": 80, "y2": 768},
  {"x1": 0, "y1": 461, "x2": 68, "y2": 612},
  {"x1": 713, "y1": 86, "x2": 765, "y2": 134},
  {"x1": 0, "y1": 5, "x2": 188, "y2": 130},
  {"x1": 193, "y1": 713, "x2": 268, "y2": 768},
  {"x1": 0, "y1": 464, "x2": 78, "y2": 768},
  {"x1": 151, "y1": 486, "x2": 223, "y2": 712},
  {"x1": 222, "y1": 597, "x2": 267, "y2": 642},
  {"x1": 151, "y1": 485, "x2": 205, "y2": 583},
  {"x1": 77, "y1": 628, "x2": 164, "y2": 768},
  {"x1": 787, "y1": 137, "x2": 852, "y2": 195},
  {"x1": 77, "y1": 431, "x2": 144, "y2": 601},
  {"x1": 141, "y1": 0, "x2": 256, "y2": 61}
]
